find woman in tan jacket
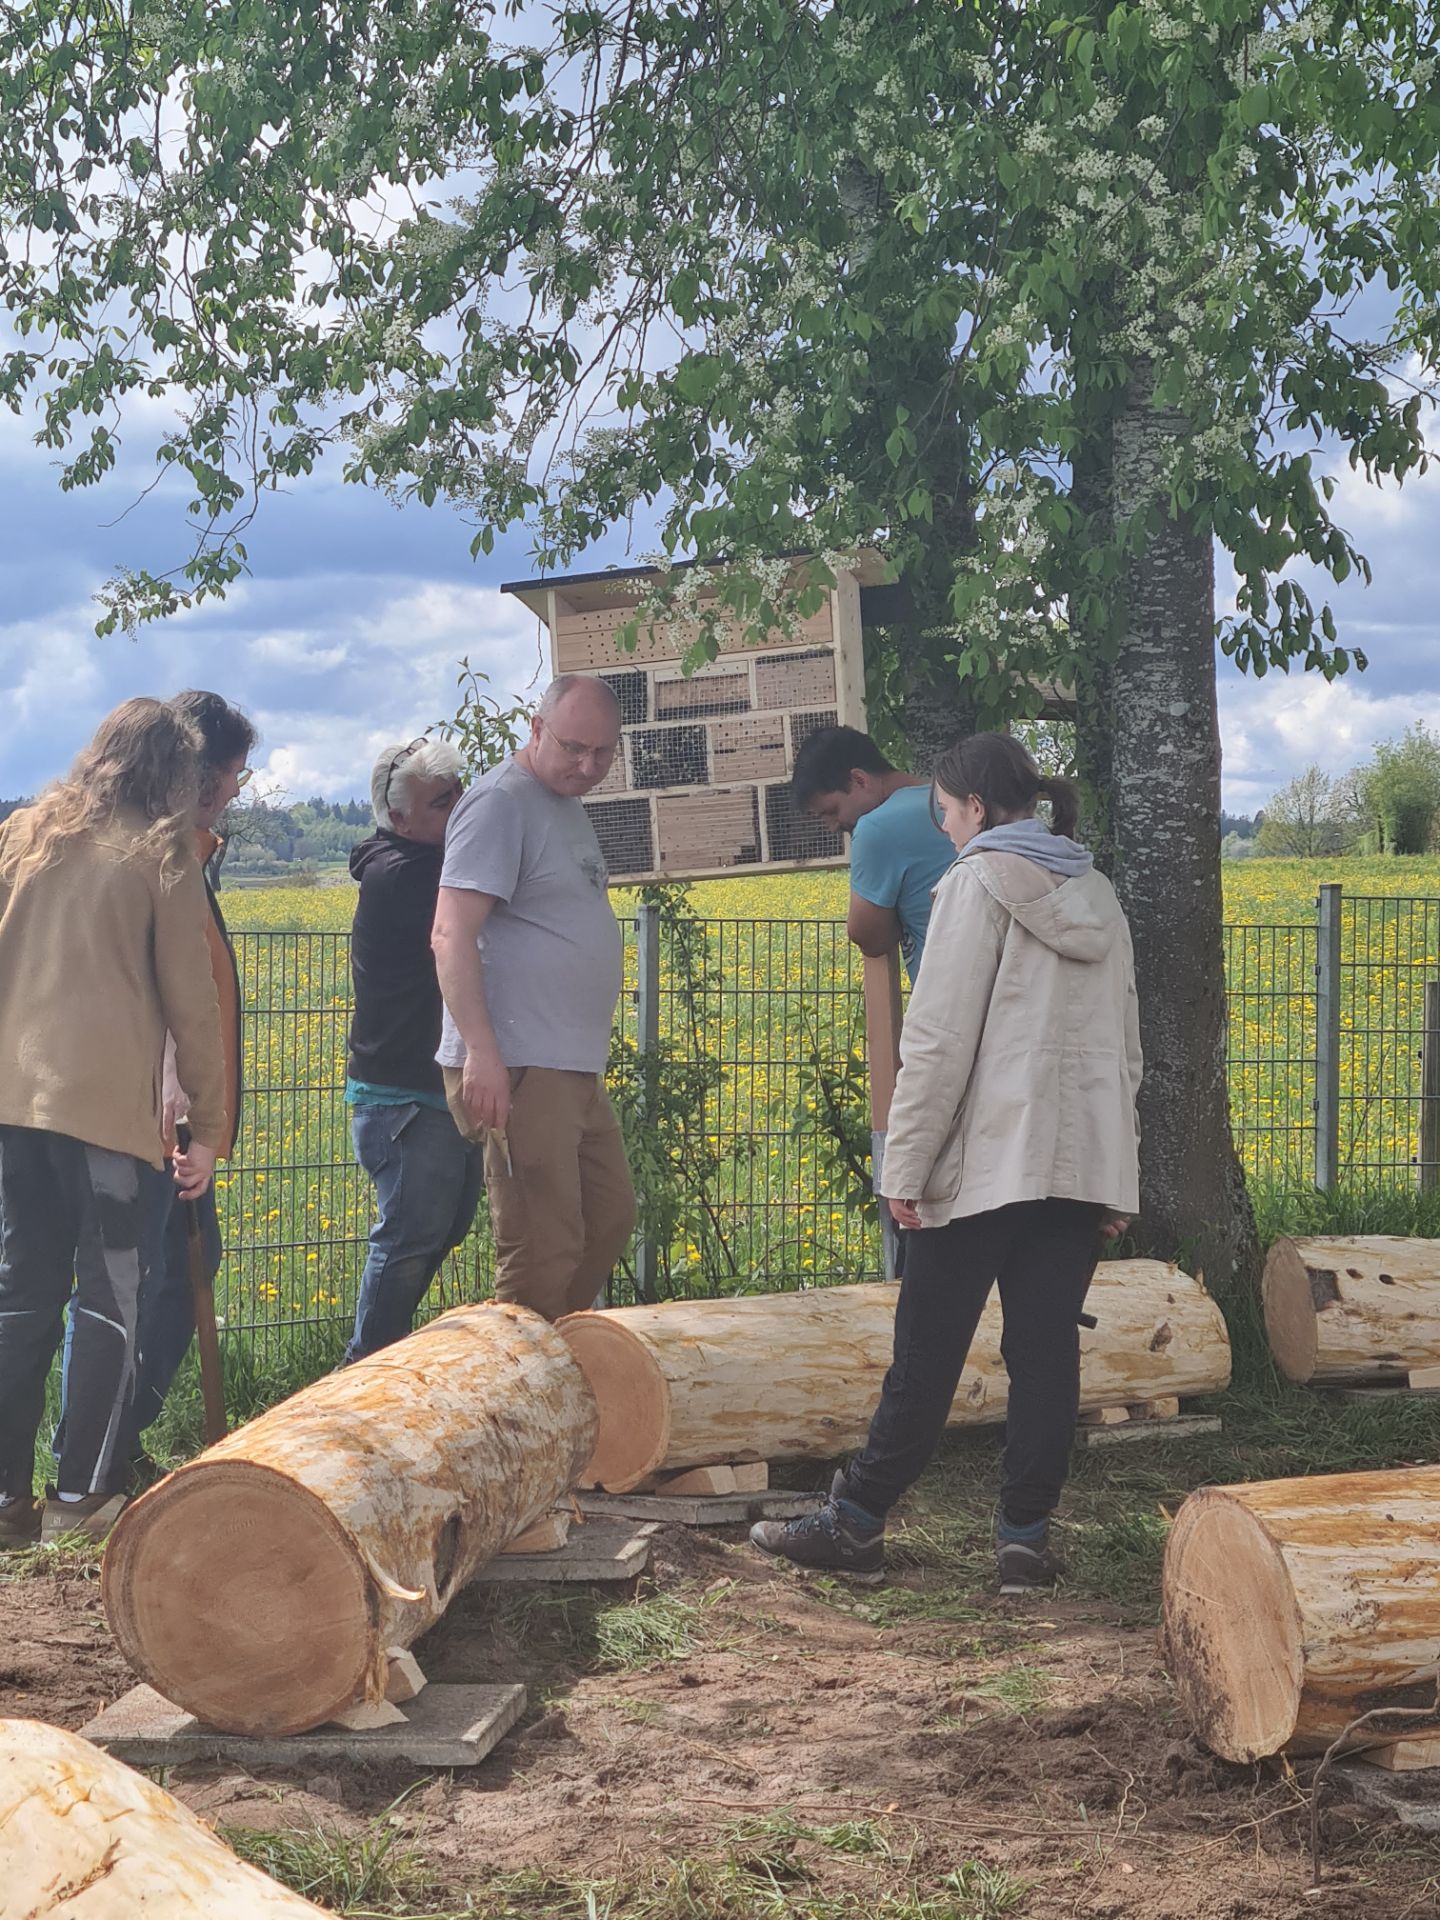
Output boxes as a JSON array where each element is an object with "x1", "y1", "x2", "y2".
[
  {"x1": 754, "y1": 733, "x2": 1142, "y2": 1591},
  {"x1": 0, "y1": 699, "x2": 226, "y2": 1546}
]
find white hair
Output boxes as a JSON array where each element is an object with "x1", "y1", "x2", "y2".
[{"x1": 370, "y1": 737, "x2": 465, "y2": 829}]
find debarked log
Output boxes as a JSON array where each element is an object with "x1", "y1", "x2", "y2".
[
  {"x1": 559, "y1": 1261, "x2": 1230, "y2": 1491},
  {"x1": 1162, "y1": 1467, "x2": 1440, "y2": 1762},
  {"x1": 0, "y1": 1716, "x2": 327, "y2": 1914},
  {"x1": 1263, "y1": 1235, "x2": 1440, "y2": 1384},
  {"x1": 103, "y1": 1303, "x2": 597, "y2": 1736}
]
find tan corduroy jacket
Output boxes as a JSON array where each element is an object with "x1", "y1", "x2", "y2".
[
  {"x1": 0, "y1": 806, "x2": 226, "y2": 1166},
  {"x1": 880, "y1": 849, "x2": 1142, "y2": 1225}
]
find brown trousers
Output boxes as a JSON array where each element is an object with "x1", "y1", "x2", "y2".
[{"x1": 443, "y1": 1066, "x2": 636, "y2": 1322}]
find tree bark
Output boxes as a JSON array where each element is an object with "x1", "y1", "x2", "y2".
[
  {"x1": 560, "y1": 1261, "x2": 1229, "y2": 1490},
  {"x1": 103, "y1": 1304, "x2": 597, "y2": 1737},
  {"x1": 1163, "y1": 1469, "x2": 1440, "y2": 1762},
  {"x1": 1093, "y1": 361, "x2": 1257, "y2": 1292},
  {"x1": 1263, "y1": 1236, "x2": 1440, "y2": 1383},
  {"x1": 0, "y1": 1717, "x2": 326, "y2": 1914}
]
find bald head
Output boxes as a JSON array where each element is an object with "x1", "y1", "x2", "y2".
[{"x1": 524, "y1": 674, "x2": 623, "y2": 798}]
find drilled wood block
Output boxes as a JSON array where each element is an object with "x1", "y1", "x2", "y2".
[
  {"x1": 711, "y1": 715, "x2": 787, "y2": 782},
  {"x1": 1360, "y1": 1737, "x2": 1440, "y2": 1772},
  {"x1": 655, "y1": 788, "x2": 761, "y2": 871},
  {"x1": 756, "y1": 649, "x2": 837, "y2": 710},
  {"x1": 655, "y1": 669, "x2": 751, "y2": 719}
]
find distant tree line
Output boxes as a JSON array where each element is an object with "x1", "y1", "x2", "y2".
[
  {"x1": 1251, "y1": 724, "x2": 1440, "y2": 860},
  {"x1": 220, "y1": 797, "x2": 371, "y2": 879}
]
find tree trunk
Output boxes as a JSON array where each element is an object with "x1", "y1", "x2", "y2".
[
  {"x1": 104, "y1": 1304, "x2": 597, "y2": 1737},
  {"x1": 1095, "y1": 361, "x2": 1257, "y2": 1292},
  {"x1": 1264, "y1": 1236, "x2": 1440, "y2": 1383},
  {"x1": 0, "y1": 1716, "x2": 326, "y2": 1914},
  {"x1": 559, "y1": 1260, "x2": 1229, "y2": 1490},
  {"x1": 1163, "y1": 1469, "x2": 1440, "y2": 1762}
]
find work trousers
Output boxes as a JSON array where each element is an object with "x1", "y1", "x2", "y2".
[
  {"x1": 0, "y1": 1124, "x2": 149, "y2": 1498},
  {"x1": 443, "y1": 1065, "x2": 636, "y2": 1322},
  {"x1": 844, "y1": 1198, "x2": 1103, "y2": 1528}
]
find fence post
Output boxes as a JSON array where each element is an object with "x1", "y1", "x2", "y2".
[
  {"x1": 1421, "y1": 981, "x2": 1440, "y2": 1195},
  {"x1": 634, "y1": 901, "x2": 661, "y2": 1300},
  {"x1": 1315, "y1": 882, "x2": 1342, "y2": 1191}
]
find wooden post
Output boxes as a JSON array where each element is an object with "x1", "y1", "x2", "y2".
[
  {"x1": 863, "y1": 949, "x2": 903, "y2": 1279},
  {"x1": 1421, "y1": 981, "x2": 1440, "y2": 1194}
]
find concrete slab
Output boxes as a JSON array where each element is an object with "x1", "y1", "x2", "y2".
[
  {"x1": 473, "y1": 1517, "x2": 659, "y2": 1584},
  {"x1": 1074, "y1": 1414, "x2": 1222, "y2": 1449},
  {"x1": 578, "y1": 1487, "x2": 825, "y2": 1526},
  {"x1": 1334, "y1": 1756, "x2": 1440, "y2": 1831},
  {"x1": 80, "y1": 1681, "x2": 525, "y2": 1769}
]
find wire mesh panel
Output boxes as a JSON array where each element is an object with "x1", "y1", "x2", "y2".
[
  {"x1": 221, "y1": 931, "x2": 494, "y2": 1360},
  {"x1": 1222, "y1": 922, "x2": 1317, "y2": 1186},
  {"x1": 1337, "y1": 895, "x2": 1440, "y2": 1186}
]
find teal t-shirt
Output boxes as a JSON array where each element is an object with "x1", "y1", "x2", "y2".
[{"x1": 849, "y1": 785, "x2": 955, "y2": 983}]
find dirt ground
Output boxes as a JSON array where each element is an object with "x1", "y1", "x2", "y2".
[{"x1": 4, "y1": 1499, "x2": 1440, "y2": 1920}]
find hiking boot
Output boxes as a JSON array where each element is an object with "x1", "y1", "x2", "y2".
[
  {"x1": 996, "y1": 1535, "x2": 1062, "y2": 1594},
  {"x1": 750, "y1": 1495, "x2": 885, "y2": 1581},
  {"x1": 40, "y1": 1491, "x2": 127, "y2": 1545},
  {"x1": 0, "y1": 1496, "x2": 41, "y2": 1549}
]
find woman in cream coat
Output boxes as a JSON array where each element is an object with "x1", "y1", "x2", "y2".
[{"x1": 754, "y1": 733, "x2": 1141, "y2": 1591}]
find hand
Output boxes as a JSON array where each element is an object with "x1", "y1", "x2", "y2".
[
  {"x1": 173, "y1": 1139, "x2": 216, "y2": 1201},
  {"x1": 1098, "y1": 1211, "x2": 1131, "y2": 1241},
  {"x1": 461, "y1": 1049, "x2": 511, "y2": 1132},
  {"x1": 888, "y1": 1196, "x2": 923, "y2": 1231},
  {"x1": 162, "y1": 1074, "x2": 190, "y2": 1143}
]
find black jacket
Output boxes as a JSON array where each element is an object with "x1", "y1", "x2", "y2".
[{"x1": 346, "y1": 833, "x2": 446, "y2": 1096}]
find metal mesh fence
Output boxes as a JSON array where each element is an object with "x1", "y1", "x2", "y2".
[{"x1": 219, "y1": 890, "x2": 1440, "y2": 1348}]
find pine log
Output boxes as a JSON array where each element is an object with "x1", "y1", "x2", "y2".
[
  {"x1": 1163, "y1": 1467, "x2": 1440, "y2": 1762},
  {"x1": 0, "y1": 1717, "x2": 326, "y2": 1915},
  {"x1": 559, "y1": 1261, "x2": 1230, "y2": 1491},
  {"x1": 104, "y1": 1303, "x2": 596, "y2": 1737},
  {"x1": 1263, "y1": 1236, "x2": 1440, "y2": 1384}
]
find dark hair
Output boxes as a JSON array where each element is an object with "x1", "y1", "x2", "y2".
[
  {"x1": 933, "y1": 732, "x2": 1081, "y2": 839},
  {"x1": 791, "y1": 726, "x2": 894, "y2": 806},
  {"x1": 168, "y1": 690, "x2": 257, "y2": 771}
]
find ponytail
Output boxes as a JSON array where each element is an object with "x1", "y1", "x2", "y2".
[
  {"x1": 1038, "y1": 774, "x2": 1080, "y2": 838},
  {"x1": 934, "y1": 732, "x2": 1083, "y2": 839}
]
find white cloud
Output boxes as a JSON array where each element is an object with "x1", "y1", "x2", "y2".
[{"x1": 1219, "y1": 672, "x2": 1440, "y2": 812}]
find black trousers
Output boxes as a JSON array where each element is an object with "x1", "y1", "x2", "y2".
[
  {"x1": 0, "y1": 1124, "x2": 148, "y2": 1497},
  {"x1": 845, "y1": 1198, "x2": 1102, "y2": 1528}
]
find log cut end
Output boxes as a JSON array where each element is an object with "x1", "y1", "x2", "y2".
[
  {"x1": 1162, "y1": 1489, "x2": 1304, "y2": 1763},
  {"x1": 1261, "y1": 1238, "x2": 1320, "y2": 1384},
  {"x1": 556, "y1": 1310, "x2": 671, "y2": 1491},
  {"x1": 104, "y1": 1464, "x2": 376, "y2": 1737}
]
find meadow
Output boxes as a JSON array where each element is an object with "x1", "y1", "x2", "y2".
[{"x1": 211, "y1": 857, "x2": 1440, "y2": 1360}]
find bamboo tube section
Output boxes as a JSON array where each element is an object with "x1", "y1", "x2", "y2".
[
  {"x1": 1263, "y1": 1235, "x2": 1440, "y2": 1384},
  {"x1": 0, "y1": 1717, "x2": 326, "y2": 1915},
  {"x1": 559, "y1": 1261, "x2": 1229, "y2": 1491},
  {"x1": 104, "y1": 1304, "x2": 597, "y2": 1737},
  {"x1": 1163, "y1": 1467, "x2": 1440, "y2": 1762}
]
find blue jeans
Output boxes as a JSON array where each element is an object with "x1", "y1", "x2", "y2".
[
  {"x1": 57, "y1": 1164, "x2": 222, "y2": 1464},
  {"x1": 346, "y1": 1102, "x2": 484, "y2": 1362}
]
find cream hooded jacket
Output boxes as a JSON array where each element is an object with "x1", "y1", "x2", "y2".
[{"x1": 879, "y1": 848, "x2": 1142, "y2": 1225}]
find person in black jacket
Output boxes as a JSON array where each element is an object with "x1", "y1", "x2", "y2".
[{"x1": 344, "y1": 738, "x2": 482, "y2": 1360}]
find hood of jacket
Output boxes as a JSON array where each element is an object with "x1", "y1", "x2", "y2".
[
  {"x1": 349, "y1": 830, "x2": 440, "y2": 882},
  {"x1": 960, "y1": 847, "x2": 1125, "y2": 964}
]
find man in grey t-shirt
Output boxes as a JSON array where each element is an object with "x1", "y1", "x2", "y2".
[{"x1": 431, "y1": 675, "x2": 635, "y2": 1320}]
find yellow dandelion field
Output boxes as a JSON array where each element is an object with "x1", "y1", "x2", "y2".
[{"x1": 218, "y1": 856, "x2": 1440, "y2": 1344}]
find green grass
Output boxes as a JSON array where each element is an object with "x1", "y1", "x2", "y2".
[{"x1": 222, "y1": 1816, "x2": 442, "y2": 1914}]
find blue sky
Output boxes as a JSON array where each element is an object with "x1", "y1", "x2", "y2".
[{"x1": 1, "y1": 394, "x2": 1435, "y2": 814}]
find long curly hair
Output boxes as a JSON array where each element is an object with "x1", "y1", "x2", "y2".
[{"x1": 0, "y1": 697, "x2": 202, "y2": 889}]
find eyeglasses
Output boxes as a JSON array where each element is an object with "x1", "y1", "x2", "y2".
[
  {"x1": 236, "y1": 767, "x2": 253, "y2": 789},
  {"x1": 382, "y1": 738, "x2": 427, "y2": 813},
  {"x1": 540, "y1": 720, "x2": 616, "y2": 766}
]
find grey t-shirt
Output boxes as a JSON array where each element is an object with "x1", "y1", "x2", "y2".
[{"x1": 436, "y1": 757, "x2": 622, "y2": 1074}]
